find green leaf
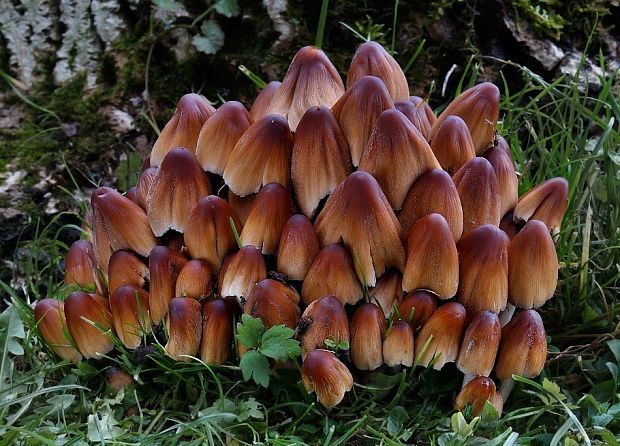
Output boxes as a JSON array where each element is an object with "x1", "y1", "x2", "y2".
[
  {"x1": 239, "y1": 350, "x2": 270, "y2": 388},
  {"x1": 115, "y1": 152, "x2": 142, "y2": 192},
  {"x1": 259, "y1": 325, "x2": 301, "y2": 361},
  {"x1": 607, "y1": 339, "x2": 620, "y2": 364},
  {"x1": 386, "y1": 406, "x2": 408, "y2": 436},
  {"x1": 214, "y1": 0, "x2": 240, "y2": 18},
  {"x1": 153, "y1": 0, "x2": 182, "y2": 11},
  {"x1": 192, "y1": 20, "x2": 225, "y2": 55},
  {"x1": 236, "y1": 314, "x2": 264, "y2": 349},
  {"x1": 237, "y1": 398, "x2": 263, "y2": 421},
  {"x1": 0, "y1": 305, "x2": 25, "y2": 356}
]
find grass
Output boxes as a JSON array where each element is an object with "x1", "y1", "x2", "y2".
[{"x1": 1, "y1": 56, "x2": 619, "y2": 445}]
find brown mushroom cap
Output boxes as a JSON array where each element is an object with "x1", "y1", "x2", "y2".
[
  {"x1": 250, "y1": 81, "x2": 281, "y2": 122},
  {"x1": 483, "y1": 146, "x2": 519, "y2": 218},
  {"x1": 110, "y1": 285, "x2": 151, "y2": 349},
  {"x1": 415, "y1": 302, "x2": 467, "y2": 370},
  {"x1": 148, "y1": 246, "x2": 188, "y2": 324},
  {"x1": 430, "y1": 115, "x2": 476, "y2": 175},
  {"x1": 383, "y1": 321, "x2": 415, "y2": 367},
  {"x1": 35, "y1": 299, "x2": 82, "y2": 363},
  {"x1": 64, "y1": 291, "x2": 114, "y2": 359},
  {"x1": 277, "y1": 214, "x2": 320, "y2": 281},
  {"x1": 301, "y1": 349, "x2": 353, "y2": 408},
  {"x1": 495, "y1": 309, "x2": 547, "y2": 381},
  {"x1": 218, "y1": 245, "x2": 267, "y2": 300},
  {"x1": 108, "y1": 249, "x2": 149, "y2": 295},
  {"x1": 513, "y1": 177, "x2": 569, "y2": 235},
  {"x1": 299, "y1": 295, "x2": 350, "y2": 358},
  {"x1": 65, "y1": 239, "x2": 106, "y2": 296},
  {"x1": 244, "y1": 279, "x2": 300, "y2": 330},
  {"x1": 370, "y1": 269, "x2": 404, "y2": 317},
  {"x1": 350, "y1": 303, "x2": 387, "y2": 371},
  {"x1": 396, "y1": 290, "x2": 437, "y2": 331},
  {"x1": 456, "y1": 310, "x2": 501, "y2": 377},
  {"x1": 454, "y1": 376, "x2": 497, "y2": 415},
  {"x1": 165, "y1": 297, "x2": 202, "y2": 362},
  {"x1": 200, "y1": 299, "x2": 234, "y2": 365},
  {"x1": 175, "y1": 259, "x2": 213, "y2": 300}
]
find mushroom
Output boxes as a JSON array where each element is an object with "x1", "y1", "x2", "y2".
[
  {"x1": 135, "y1": 167, "x2": 157, "y2": 211},
  {"x1": 396, "y1": 290, "x2": 437, "y2": 331},
  {"x1": 223, "y1": 115, "x2": 293, "y2": 196},
  {"x1": 267, "y1": 46, "x2": 344, "y2": 131},
  {"x1": 277, "y1": 214, "x2": 320, "y2": 281},
  {"x1": 429, "y1": 115, "x2": 475, "y2": 175},
  {"x1": 165, "y1": 297, "x2": 202, "y2": 362},
  {"x1": 301, "y1": 244, "x2": 363, "y2": 306},
  {"x1": 398, "y1": 169, "x2": 463, "y2": 242},
  {"x1": 200, "y1": 299, "x2": 234, "y2": 365},
  {"x1": 315, "y1": 171, "x2": 405, "y2": 287},
  {"x1": 430, "y1": 83, "x2": 500, "y2": 154},
  {"x1": 298, "y1": 295, "x2": 349, "y2": 359},
  {"x1": 150, "y1": 93, "x2": 215, "y2": 166},
  {"x1": 301, "y1": 349, "x2": 353, "y2": 408},
  {"x1": 402, "y1": 213, "x2": 459, "y2": 299},
  {"x1": 65, "y1": 239, "x2": 106, "y2": 296},
  {"x1": 332, "y1": 76, "x2": 394, "y2": 166},
  {"x1": 227, "y1": 190, "x2": 255, "y2": 225},
  {"x1": 382, "y1": 321, "x2": 415, "y2": 367},
  {"x1": 108, "y1": 250, "x2": 149, "y2": 295},
  {"x1": 415, "y1": 302, "x2": 467, "y2": 370},
  {"x1": 184, "y1": 195, "x2": 243, "y2": 272},
  {"x1": 34, "y1": 299, "x2": 82, "y2": 362},
  {"x1": 369, "y1": 270, "x2": 403, "y2": 317},
  {"x1": 456, "y1": 310, "x2": 501, "y2": 386},
  {"x1": 175, "y1": 259, "x2": 213, "y2": 300},
  {"x1": 64, "y1": 291, "x2": 114, "y2": 359},
  {"x1": 358, "y1": 108, "x2": 440, "y2": 210},
  {"x1": 148, "y1": 246, "x2": 188, "y2": 324},
  {"x1": 147, "y1": 148, "x2": 212, "y2": 237},
  {"x1": 291, "y1": 106, "x2": 352, "y2": 218},
  {"x1": 110, "y1": 285, "x2": 151, "y2": 349},
  {"x1": 239, "y1": 183, "x2": 295, "y2": 255},
  {"x1": 482, "y1": 145, "x2": 519, "y2": 218},
  {"x1": 196, "y1": 101, "x2": 252, "y2": 176},
  {"x1": 513, "y1": 177, "x2": 569, "y2": 235},
  {"x1": 454, "y1": 376, "x2": 499, "y2": 416},
  {"x1": 244, "y1": 279, "x2": 300, "y2": 330},
  {"x1": 347, "y1": 41, "x2": 409, "y2": 101},
  {"x1": 350, "y1": 303, "x2": 387, "y2": 371},
  {"x1": 250, "y1": 81, "x2": 281, "y2": 121},
  {"x1": 218, "y1": 245, "x2": 266, "y2": 302}
]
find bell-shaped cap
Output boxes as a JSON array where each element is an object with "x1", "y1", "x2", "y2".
[
  {"x1": 65, "y1": 239, "x2": 106, "y2": 296},
  {"x1": 200, "y1": 299, "x2": 234, "y2": 364},
  {"x1": 430, "y1": 83, "x2": 500, "y2": 154},
  {"x1": 457, "y1": 224, "x2": 509, "y2": 314},
  {"x1": 370, "y1": 270, "x2": 403, "y2": 317},
  {"x1": 91, "y1": 186, "x2": 157, "y2": 272},
  {"x1": 454, "y1": 376, "x2": 497, "y2": 416},
  {"x1": 332, "y1": 76, "x2": 394, "y2": 166},
  {"x1": 347, "y1": 41, "x2": 409, "y2": 101},
  {"x1": 508, "y1": 220, "x2": 558, "y2": 309},
  {"x1": 277, "y1": 214, "x2": 320, "y2": 281},
  {"x1": 185, "y1": 195, "x2": 243, "y2": 272},
  {"x1": 110, "y1": 285, "x2": 151, "y2": 349},
  {"x1": 175, "y1": 259, "x2": 213, "y2": 299},
  {"x1": 267, "y1": 46, "x2": 344, "y2": 131},
  {"x1": 223, "y1": 114, "x2": 293, "y2": 196},
  {"x1": 513, "y1": 177, "x2": 569, "y2": 235},
  {"x1": 495, "y1": 309, "x2": 547, "y2": 381},
  {"x1": 148, "y1": 246, "x2": 188, "y2": 324},
  {"x1": 299, "y1": 295, "x2": 349, "y2": 358},
  {"x1": 218, "y1": 245, "x2": 267, "y2": 301},
  {"x1": 350, "y1": 303, "x2": 387, "y2": 371},
  {"x1": 108, "y1": 249, "x2": 149, "y2": 295},
  {"x1": 64, "y1": 291, "x2": 114, "y2": 359},
  {"x1": 453, "y1": 157, "x2": 501, "y2": 234},
  {"x1": 105, "y1": 367, "x2": 133, "y2": 392},
  {"x1": 250, "y1": 81, "x2": 281, "y2": 121},
  {"x1": 430, "y1": 115, "x2": 476, "y2": 175},
  {"x1": 150, "y1": 93, "x2": 215, "y2": 166},
  {"x1": 240, "y1": 183, "x2": 295, "y2": 255},
  {"x1": 315, "y1": 171, "x2": 405, "y2": 286},
  {"x1": 291, "y1": 106, "x2": 352, "y2": 218},
  {"x1": 196, "y1": 101, "x2": 252, "y2": 175},
  {"x1": 382, "y1": 321, "x2": 415, "y2": 367},
  {"x1": 136, "y1": 167, "x2": 158, "y2": 211},
  {"x1": 302, "y1": 244, "x2": 363, "y2": 306},
  {"x1": 483, "y1": 146, "x2": 518, "y2": 218},
  {"x1": 301, "y1": 349, "x2": 353, "y2": 408},
  {"x1": 403, "y1": 213, "x2": 459, "y2": 299},
  {"x1": 410, "y1": 96, "x2": 437, "y2": 129},
  {"x1": 147, "y1": 148, "x2": 212, "y2": 236},
  {"x1": 35, "y1": 299, "x2": 82, "y2": 362},
  {"x1": 244, "y1": 279, "x2": 300, "y2": 329},
  {"x1": 456, "y1": 310, "x2": 501, "y2": 377},
  {"x1": 415, "y1": 302, "x2": 467, "y2": 370},
  {"x1": 227, "y1": 190, "x2": 255, "y2": 225},
  {"x1": 165, "y1": 297, "x2": 202, "y2": 362},
  {"x1": 394, "y1": 99, "x2": 433, "y2": 140},
  {"x1": 359, "y1": 109, "x2": 440, "y2": 209},
  {"x1": 399, "y1": 169, "x2": 463, "y2": 241},
  {"x1": 126, "y1": 187, "x2": 138, "y2": 204},
  {"x1": 396, "y1": 290, "x2": 436, "y2": 331}
]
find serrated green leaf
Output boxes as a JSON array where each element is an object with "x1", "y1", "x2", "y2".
[
  {"x1": 239, "y1": 350, "x2": 270, "y2": 388},
  {"x1": 236, "y1": 314, "x2": 264, "y2": 349},
  {"x1": 0, "y1": 305, "x2": 25, "y2": 356},
  {"x1": 214, "y1": 0, "x2": 240, "y2": 18},
  {"x1": 259, "y1": 325, "x2": 300, "y2": 361},
  {"x1": 192, "y1": 20, "x2": 225, "y2": 55},
  {"x1": 237, "y1": 398, "x2": 263, "y2": 421}
]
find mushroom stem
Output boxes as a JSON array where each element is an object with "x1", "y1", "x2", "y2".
[
  {"x1": 499, "y1": 377, "x2": 515, "y2": 401},
  {"x1": 462, "y1": 373, "x2": 477, "y2": 388},
  {"x1": 499, "y1": 303, "x2": 516, "y2": 327}
]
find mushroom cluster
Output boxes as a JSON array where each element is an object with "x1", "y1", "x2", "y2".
[{"x1": 35, "y1": 43, "x2": 568, "y2": 412}]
